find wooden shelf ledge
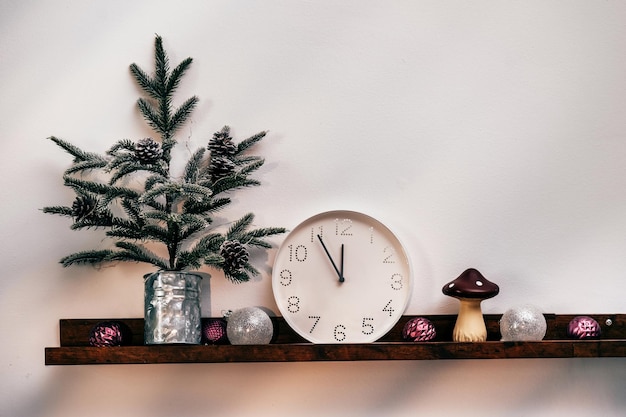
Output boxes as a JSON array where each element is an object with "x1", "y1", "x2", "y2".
[
  {"x1": 45, "y1": 314, "x2": 626, "y2": 365},
  {"x1": 46, "y1": 340, "x2": 626, "y2": 365}
]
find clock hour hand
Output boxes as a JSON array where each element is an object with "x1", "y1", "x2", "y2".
[
  {"x1": 316, "y1": 234, "x2": 345, "y2": 283},
  {"x1": 340, "y1": 243, "x2": 344, "y2": 282}
]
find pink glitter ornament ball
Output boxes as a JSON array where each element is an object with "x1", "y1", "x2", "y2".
[
  {"x1": 402, "y1": 317, "x2": 436, "y2": 342},
  {"x1": 201, "y1": 318, "x2": 229, "y2": 345},
  {"x1": 567, "y1": 316, "x2": 601, "y2": 339},
  {"x1": 88, "y1": 321, "x2": 129, "y2": 347}
]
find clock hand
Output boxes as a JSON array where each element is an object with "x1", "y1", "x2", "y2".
[
  {"x1": 340, "y1": 243, "x2": 344, "y2": 282},
  {"x1": 316, "y1": 234, "x2": 345, "y2": 283}
]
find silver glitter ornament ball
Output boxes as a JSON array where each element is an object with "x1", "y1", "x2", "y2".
[
  {"x1": 567, "y1": 316, "x2": 601, "y2": 339},
  {"x1": 500, "y1": 305, "x2": 547, "y2": 341},
  {"x1": 226, "y1": 307, "x2": 274, "y2": 345}
]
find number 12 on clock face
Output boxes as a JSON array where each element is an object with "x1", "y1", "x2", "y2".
[{"x1": 271, "y1": 210, "x2": 413, "y2": 344}]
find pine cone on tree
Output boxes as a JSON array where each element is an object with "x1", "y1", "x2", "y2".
[
  {"x1": 134, "y1": 138, "x2": 163, "y2": 164},
  {"x1": 71, "y1": 195, "x2": 97, "y2": 220},
  {"x1": 220, "y1": 240, "x2": 249, "y2": 275},
  {"x1": 209, "y1": 156, "x2": 236, "y2": 181},
  {"x1": 208, "y1": 129, "x2": 236, "y2": 157}
]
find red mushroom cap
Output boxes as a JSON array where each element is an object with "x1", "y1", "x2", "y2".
[{"x1": 442, "y1": 268, "x2": 499, "y2": 300}]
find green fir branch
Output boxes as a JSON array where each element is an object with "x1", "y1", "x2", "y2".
[
  {"x1": 183, "y1": 197, "x2": 231, "y2": 215},
  {"x1": 108, "y1": 216, "x2": 144, "y2": 236},
  {"x1": 178, "y1": 222, "x2": 206, "y2": 242},
  {"x1": 141, "y1": 210, "x2": 170, "y2": 222},
  {"x1": 173, "y1": 253, "x2": 203, "y2": 271},
  {"x1": 233, "y1": 155, "x2": 263, "y2": 166},
  {"x1": 202, "y1": 253, "x2": 224, "y2": 269},
  {"x1": 64, "y1": 159, "x2": 108, "y2": 175},
  {"x1": 42, "y1": 206, "x2": 74, "y2": 217},
  {"x1": 129, "y1": 63, "x2": 160, "y2": 100},
  {"x1": 183, "y1": 148, "x2": 206, "y2": 184},
  {"x1": 70, "y1": 213, "x2": 114, "y2": 230},
  {"x1": 211, "y1": 175, "x2": 261, "y2": 195},
  {"x1": 120, "y1": 199, "x2": 142, "y2": 223},
  {"x1": 226, "y1": 213, "x2": 254, "y2": 240},
  {"x1": 138, "y1": 182, "x2": 181, "y2": 204},
  {"x1": 153, "y1": 38, "x2": 172, "y2": 141},
  {"x1": 153, "y1": 36, "x2": 169, "y2": 97},
  {"x1": 179, "y1": 183, "x2": 213, "y2": 201},
  {"x1": 136, "y1": 98, "x2": 163, "y2": 135},
  {"x1": 224, "y1": 262, "x2": 260, "y2": 283},
  {"x1": 144, "y1": 174, "x2": 168, "y2": 191},
  {"x1": 175, "y1": 233, "x2": 225, "y2": 270},
  {"x1": 169, "y1": 96, "x2": 199, "y2": 132},
  {"x1": 106, "y1": 226, "x2": 144, "y2": 240},
  {"x1": 238, "y1": 158, "x2": 265, "y2": 176},
  {"x1": 166, "y1": 57, "x2": 193, "y2": 95},
  {"x1": 49, "y1": 136, "x2": 107, "y2": 164},
  {"x1": 140, "y1": 224, "x2": 173, "y2": 245},
  {"x1": 107, "y1": 139, "x2": 136, "y2": 155},
  {"x1": 106, "y1": 153, "x2": 136, "y2": 173},
  {"x1": 60, "y1": 250, "x2": 117, "y2": 267},
  {"x1": 109, "y1": 160, "x2": 167, "y2": 185},
  {"x1": 239, "y1": 226, "x2": 287, "y2": 247},
  {"x1": 64, "y1": 176, "x2": 140, "y2": 199},
  {"x1": 236, "y1": 131, "x2": 267, "y2": 155},
  {"x1": 110, "y1": 242, "x2": 169, "y2": 269},
  {"x1": 178, "y1": 213, "x2": 208, "y2": 236},
  {"x1": 243, "y1": 238, "x2": 272, "y2": 249}
]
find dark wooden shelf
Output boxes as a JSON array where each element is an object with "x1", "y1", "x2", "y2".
[{"x1": 45, "y1": 314, "x2": 626, "y2": 365}]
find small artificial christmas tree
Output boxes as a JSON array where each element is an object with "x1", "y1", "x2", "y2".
[{"x1": 43, "y1": 35, "x2": 285, "y2": 283}]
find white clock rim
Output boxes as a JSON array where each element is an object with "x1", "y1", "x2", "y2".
[{"x1": 271, "y1": 209, "x2": 414, "y2": 344}]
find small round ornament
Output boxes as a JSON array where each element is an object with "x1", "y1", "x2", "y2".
[
  {"x1": 201, "y1": 318, "x2": 229, "y2": 345},
  {"x1": 402, "y1": 317, "x2": 436, "y2": 342},
  {"x1": 567, "y1": 316, "x2": 601, "y2": 339},
  {"x1": 89, "y1": 321, "x2": 130, "y2": 347},
  {"x1": 226, "y1": 307, "x2": 274, "y2": 345},
  {"x1": 500, "y1": 305, "x2": 547, "y2": 341}
]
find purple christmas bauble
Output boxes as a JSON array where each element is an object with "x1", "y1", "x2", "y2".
[
  {"x1": 567, "y1": 316, "x2": 601, "y2": 339},
  {"x1": 201, "y1": 318, "x2": 229, "y2": 345},
  {"x1": 402, "y1": 317, "x2": 436, "y2": 342},
  {"x1": 88, "y1": 321, "x2": 129, "y2": 347}
]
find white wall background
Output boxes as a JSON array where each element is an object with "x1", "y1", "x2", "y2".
[{"x1": 1, "y1": 1, "x2": 625, "y2": 416}]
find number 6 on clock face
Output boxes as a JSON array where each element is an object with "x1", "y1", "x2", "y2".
[{"x1": 271, "y1": 210, "x2": 413, "y2": 343}]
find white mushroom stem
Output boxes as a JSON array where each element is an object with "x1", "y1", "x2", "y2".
[{"x1": 452, "y1": 298, "x2": 487, "y2": 342}]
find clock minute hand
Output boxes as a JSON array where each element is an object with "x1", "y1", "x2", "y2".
[{"x1": 316, "y1": 234, "x2": 345, "y2": 283}]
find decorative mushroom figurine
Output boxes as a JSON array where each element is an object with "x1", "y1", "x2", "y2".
[{"x1": 442, "y1": 268, "x2": 499, "y2": 342}]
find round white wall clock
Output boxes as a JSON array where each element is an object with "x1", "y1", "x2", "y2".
[{"x1": 272, "y1": 210, "x2": 413, "y2": 343}]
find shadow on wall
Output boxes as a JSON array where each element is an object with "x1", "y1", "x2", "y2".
[{"x1": 16, "y1": 358, "x2": 626, "y2": 417}]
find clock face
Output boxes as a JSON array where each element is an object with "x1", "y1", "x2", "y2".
[{"x1": 272, "y1": 210, "x2": 412, "y2": 343}]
